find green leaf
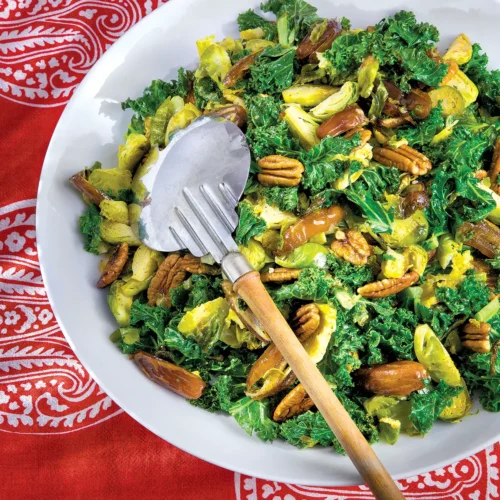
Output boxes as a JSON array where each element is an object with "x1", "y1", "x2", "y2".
[
  {"x1": 261, "y1": 186, "x2": 299, "y2": 212},
  {"x1": 248, "y1": 46, "x2": 296, "y2": 94},
  {"x1": 237, "y1": 9, "x2": 277, "y2": 40},
  {"x1": 409, "y1": 380, "x2": 463, "y2": 434},
  {"x1": 463, "y1": 43, "x2": 500, "y2": 115},
  {"x1": 345, "y1": 189, "x2": 394, "y2": 233},
  {"x1": 235, "y1": 200, "x2": 267, "y2": 246},
  {"x1": 193, "y1": 77, "x2": 223, "y2": 110},
  {"x1": 299, "y1": 135, "x2": 360, "y2": 193},
  {"x1": 229, "y1": 396, "x2": 279, "y2": 441},
  {"x1": 79, "y1": 204, "x2": 103, "y2": 255}
]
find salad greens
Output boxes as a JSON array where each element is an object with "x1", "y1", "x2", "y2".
[{"x1": 72, "y1": 0, "x2": 500, "y2": 452}]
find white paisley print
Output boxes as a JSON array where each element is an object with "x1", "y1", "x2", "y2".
[
  {"x1": 235, "y1": 444, "x2": 500, "y2": 499},
  {"x1": 0, "y1": 0, "x2": 167, "y2": 107},
  {"x1": 0, "y1": 199, "x2": 122, "y2": 433}
]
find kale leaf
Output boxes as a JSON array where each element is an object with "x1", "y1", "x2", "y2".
[
  {"x1": 237, "y1": 9, "x2": 277, "y2": 40},
  {"x1": 235, "y1": 200, "x2": 267, "y2": 246},
  {"x1": 229, "y1": 396, "x2": 279, "y2": 441},
  {"x1": 262, "y1": 186, "x2": 299, "y2": 212},
  {"x1": 79, "y1": 204, "x2": 103, "y2": 255},
  {"x1": 409, "y1": 380, "x2": 463, "y2": 434}
]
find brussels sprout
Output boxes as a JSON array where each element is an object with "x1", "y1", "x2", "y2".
[
  {"x1": 256, "y1": 229, "x2": 281, "y2": 253},
  {"x1": 439, "y1": 379, "x2": 472, "y2": 422},
  {"x1": 428, "y1": 86, "x2": 465, "y2": 117},
  {"x1": 196, "y1": 35, "x2": 215, "y2": 57},
  {"x1": 178, "y1": 297, "x2": 230, "y2": 352},
  {"x1": 131, "y1": 147, "x2": 159, "y2": 202},
  {"x1": 431, "y1": 116, "x2": 459, "y2": 144},
  {"x1": 99, "y1": 200, "x2": 129, "y2": 224},
  {"x1": 443, "y1": 34, "x2": 473, "y2": 65},
  {"x1": 89, "y1": 168, "x2": 132, "y2": 196},
  {"x1": 443, "y1": 68, "x2": 478, "y2": 108},
  {"x1": 381, "y1": 248, "x2": 407, "y2": 279},
  {"x1": 333, "y1": 167, "x2": 364, "y2": 190},
  {"x1": 475, "y1": 298, "x2": 500, "y2": 323},
  {"x1": 282, "y1": 105, "x2": 320, "y2": 150},
  {"x1": 282, "y1": 85, "x2": 338, "y2": 107},
  {"x1": 358, "y1": 55, "x2": 379, "y2": 98},
  {"x1": 275, "y1": 242, "x2": 329, "y2": 269},
  {"x1": 254, "y1": 201, "x2": 298, "y2": 230},
  {"x1": 221, "y1": 309, "x2": 263, "y2": 350},
  {"x1": 238, "y1": 238, "x2": 272, "y2": 271},
  {"x1": 364, "y1": 396, "x2": 418, "y2": 436},
  {"x1": 128, "y1": 203, "x2": 142, "y2": 224},
  {"x1": 309, "y1": 81, "x2": 359, "y2": 122},
  {"x1": 404, "y1": 245, "x2": 428, "y2": 276},
  {"x1": 118, "y1": 133, "x2": 150, "y2": 172},
  {"x1": 149, "y1": 96, "x2": 184, "y2": 147},
  {"x1": 379, "y1": 417, "x2": 401, "y2": 445},
  {"x1": 437, "y1": 234, "x2": 462, "y2": 269},
  {"x1": 119, "y1": 327, "x2": 141, "y2": 345},
  {"x1": 219, "y1": 36, "x2": 244, "y2": 52},
  {"x1": 240, "y1": 28, "x2": 265, "y2": 40},
  {"x1": 121, "y1": 277, "x2": 152, "y2": 297},
  {"x1": 245, "y1": 39, "x2": 275, "y2": 52},
  {"x1": 131, "y1": 245, "x2": 163, "y2": 281},
  {"x1": 195, "y1": 43, "x2": 232, "y2": 85},
  {"x1": 107, "y1": 280, "x2": 133, "y2": 327},
  {"x1": 381, "y1": 210, "x2": 429, "y2": 248},
  {"x1": 301, "y1": 304, "x2": 336, "y2": 363},
  {"x1": 100, "y1": 220, "x2": 141, "y2": 246},
  {"x1": 478, "y1": 183, "x2": 500, "y2": 225},
  {"x1": 414, "y1": 324, "x2": 461, "y2": 386},
  {"x1": 165, "y1": 104, "x2": 202, "y2": 145}
]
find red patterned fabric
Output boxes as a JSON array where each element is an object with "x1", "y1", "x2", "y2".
[{"x1": 1, "y1": 1, "x2": 499, "y2": 498}]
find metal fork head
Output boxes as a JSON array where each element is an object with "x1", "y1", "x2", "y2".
[{"x1": 138, "y1": 117, "x2": 251, "y2": 263}]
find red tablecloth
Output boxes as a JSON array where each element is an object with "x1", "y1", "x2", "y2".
[{"x1": 1, "y1": 1, "x2": 500, "y2": 498}]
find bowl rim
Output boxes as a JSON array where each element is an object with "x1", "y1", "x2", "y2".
[{"x1": 36, "y1": 0, "x2": 500, "y2": 486}]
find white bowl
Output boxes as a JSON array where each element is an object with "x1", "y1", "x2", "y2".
[{"x1": 37, "y1": 0, "x2": 500, "y2": 486}]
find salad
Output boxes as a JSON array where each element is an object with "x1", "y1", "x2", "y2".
[{"x1": 70, "y1": 0, "x2": 500, "y2": 452}]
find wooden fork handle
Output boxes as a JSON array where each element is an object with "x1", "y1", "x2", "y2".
[{"x1": 233, "y1": 271, "x2": 404, "y2": 500}]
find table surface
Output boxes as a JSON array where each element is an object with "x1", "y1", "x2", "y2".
[{"x1": 1, "y1": 1, "x2": 499, "y2": 498}]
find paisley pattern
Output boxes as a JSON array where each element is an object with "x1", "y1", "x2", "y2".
[
  {"x1": 0, "y1": 0, "x2": 166, "y2": 107},
  {"x1": 2, "y1": 0, "x2": 500, "y2": 496},
  {"x1": 0, "y1": 199, "x2": 122, "y2": 433},
  {"x1": 235, "y1": 444, "x2": 500, "y2": 499}
]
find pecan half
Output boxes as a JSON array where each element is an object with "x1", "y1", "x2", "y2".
[
  {"x1": 257, "y1": 155, "x2": 304, "y2": 187},
  {"x1": 180, "y1": 254, "x2": 219, "y2": 275},
  {"x1": 277, "y1": 205, "x2": 345, "y2": 256},
  {"x1": 356, "y1": 360, "x2": 429, "y2": 395},
  {"x1": 223, "y1": 51, "x2": 260, "y2": 87},
  {"x1": 260, "y1": 267, "x2": 301, "y2": 283},
  {"x1": 358, "y1": 271, "x2": 419, "y2": 298},
  {"x1": 70, "y1": 173, "x2": 109, "y2": 206},
  {"x1": 317, "y1": 104, "x2": 368, "y2": 139},
  {"x1": 296, "y1": 19, "x2": 341, "y2": 61},
  {"x1": 373, "y1": 145, "x2": 432, "y2": 175},
  {"x1": 462, "y1": 320, "x2": 491, "y2": 354},
  {"x1": 134, "y1": 351, "x2": 206, "y2": 399},
  {"x1": 97, "y1": 243, "x2": 129, "y2": 288},
  {"x1": 273, "y1": 384, "x2": 314, "y2": 422},
  {"x1": 147, "y1": 253, "x2": 186, "y2": 307},
  {"x1": 458, "y1": 220, "x2": 500, "y2": 258},
  {"x1": 222, "y1": 280, "x2": 270, "y2": 343},
  {"x1": 489, "y1": 138, "x2": 500, "y2": 194},
  {"x1": 331, "y1": 229, "x2": 371, "y2": 266},
  {"x1": 344, "y1": 127, "x2": 372, "y2": 147},
  {"x1": 293, "y1": 303, "x2": 320, "y2": 342},
  {"x1": 204, "y1": 104, "x2": 247, "y2": 128}
]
